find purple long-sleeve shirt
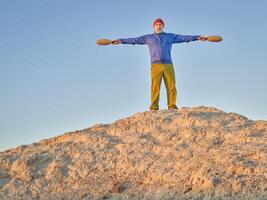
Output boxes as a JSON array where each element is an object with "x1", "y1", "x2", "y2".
[{"x1": 119, "y1": 31, "x2": 199, "y2": 64}]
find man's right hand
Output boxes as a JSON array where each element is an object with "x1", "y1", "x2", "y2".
[{"x1": 112, "y1": 40, "x2": 121, "y2": 45}]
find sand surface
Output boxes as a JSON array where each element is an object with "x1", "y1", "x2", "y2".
[{"x1": 0, "y1": 106, "x2": 267, "y2": 199}]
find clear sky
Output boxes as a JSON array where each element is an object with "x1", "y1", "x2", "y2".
[{"x1": 1, "y1": 0, "x2": 267, "y2": 151}]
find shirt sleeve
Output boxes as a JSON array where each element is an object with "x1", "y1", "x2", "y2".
[
  {"x1": 172, "y1": 34, "x2": 199, "y2": 43},
  {"x1": 119, "y1": 35, "x2": 147, "y2": 45}
]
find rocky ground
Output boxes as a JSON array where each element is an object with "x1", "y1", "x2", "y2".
[{"x1": 0, "y1": 106, "x2": 267, "y2": 199}]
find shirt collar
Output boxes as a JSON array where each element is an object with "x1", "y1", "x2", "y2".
[{"x1": 154, "y1": 31, "x2": 165, "y2": 35}]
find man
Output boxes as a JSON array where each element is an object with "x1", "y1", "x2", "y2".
[{"x1": 112, "y1": 18, "x2": 207, "y2": 111}]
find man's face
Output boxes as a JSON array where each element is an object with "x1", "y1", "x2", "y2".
[{"x1": 154, "y1": 22, "x2": 164, "y2": 33}]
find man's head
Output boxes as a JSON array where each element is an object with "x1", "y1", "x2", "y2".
[{"x1": 153, "y1": 18, "x2": 164, "y2": 34}]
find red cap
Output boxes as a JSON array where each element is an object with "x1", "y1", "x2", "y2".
[{"x1": 153, "y1": 18, "x2": 164, "y2": 26}]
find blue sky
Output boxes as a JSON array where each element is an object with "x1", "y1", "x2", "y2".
[{"x1": 1, "y1": 0, "x2": 267, "y2": 151}]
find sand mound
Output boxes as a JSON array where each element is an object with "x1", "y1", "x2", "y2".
[{"x1": 0, "y1": 106, "x2": 267, "y2": 199}]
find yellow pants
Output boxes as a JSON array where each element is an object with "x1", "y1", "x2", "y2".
[{"x1": 149, "y1": 63, "x2": 178, "y2": 110}]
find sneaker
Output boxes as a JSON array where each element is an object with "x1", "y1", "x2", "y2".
[
  {"x1": 168, "y1": 105, "x2": 178, "y2": 110},
  {"x1": 149, "y1": 106, "x2": 159, "y2": 111}
]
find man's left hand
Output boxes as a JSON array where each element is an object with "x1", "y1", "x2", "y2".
[{"x1": 198, "y1": 36, "x2": 207, "y2": 41}]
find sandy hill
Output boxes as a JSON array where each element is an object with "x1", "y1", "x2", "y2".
[{"x1": 0, "y1": 106, "x2": 267, "y2": 200}]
